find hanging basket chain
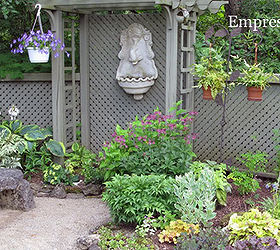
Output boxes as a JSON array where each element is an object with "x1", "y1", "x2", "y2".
[{"x1": 31, "y1": 4, "x2": 44, "y2": 34}]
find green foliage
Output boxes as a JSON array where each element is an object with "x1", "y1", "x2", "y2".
[
  {"x1": 23, "y1": 144, "x2": 52, "y2": 176},
  {"x1": 227, "y1": 209, "x2": 280, "y2": 245},
  {"x1": 193, "y1": 48, "x2": 230, "y2": 99},
  {"x1": 0, "y1": 53, "x2": 51, "y2": 79},
  {"x1": 176, "y1": 227, "x2": 229, "y2": 250},
  {"x1": 190, "y1": 160, "x2": 231, "y2": 206},
  {"x1": 43, "y1": 163, "x2": 75, "y2": 186},
  {"x1": 102, "y1": 174, "x2": 177, "y2": 224},
  {"x1": 238, "y1": 63, "x2": 277, "y2": 89},
  {"x1": 226, "y1": 236, "x2": 280, "y2": 250},
  {"x1": 195, "y1": 0, "x2": 280, "y2": 72},
  {"x1": 65, "y1": 142, "x2": 101, "y2": 184},
  {"x1": 237, "y1": 151, "x2": 268, "y2": 173},
  {"x1": 158, "y1": 220, "x2": 199, "y2": 244},
  {"x1": 97, "y1": 226, "x2": 154, "y2": 250},
  {"x1": 150, "y1": 210, "x2": 177, "y2": 230},
  {"x1": 228, "y1": 168, "x2": 260, "y2": 195},
  {"x1": 1, "y1": 120, "x2": 65, "y2": 157},
  {"x1": 0, "y1": 130, "x2": 25, "y2": 168},
  {"x1": 99, "y1": 103, "x2": 196, "y2": 181},
  {"x1": 261, "y1": 176, "x2": 280, "y2": 220},
  {"x1": 173, "y1": 168, "x2": 217, "y2": 226}
]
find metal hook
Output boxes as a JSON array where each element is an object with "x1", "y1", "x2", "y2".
[{"x1": 35, "y1": 4, "x2": 42, "y2": 17}]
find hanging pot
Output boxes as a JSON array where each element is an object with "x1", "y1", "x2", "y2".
[
  {"x1": 27, "y1": 47, "x2": 50, "y2": 63},
  {"x1": 202, "y1": 87, "x2": 213, "y2": 100},
  {"x1": 247, "y1": 86, "x2": 263, "y2": 101}
]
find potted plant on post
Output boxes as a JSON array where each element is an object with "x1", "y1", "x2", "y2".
[
  {"x1": 193, "y1": 48, "x2": 229, "y2": 100},
  {"x1": 238, "y1": 62, "x2": 277, "y2": 101}
]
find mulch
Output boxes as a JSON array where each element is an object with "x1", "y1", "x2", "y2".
[{"x1": 211, "y1": 177, "x2": 273, "y2": 227}]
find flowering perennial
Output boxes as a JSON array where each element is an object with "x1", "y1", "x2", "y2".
[{"x1": 10, "y1": 30, "x2": 70, "y2": 58}]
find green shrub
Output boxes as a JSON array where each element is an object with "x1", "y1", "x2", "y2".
[
  {"x1": 99, "y1": 102, "x2": 196, "y2": 180},
  {"x1": 228, "y1": 168, "x2": 260, "y2": 195},
  {"x1": 0, "y1": 130, "x2": 25, "y2": 168},
  {"x1": 102, "y1": 174, "x2": 177, "y2": 224},
  {"x1": 173, "y1": 168, "x2": 216, "y2": 226},
  {"x1": 190, "y1": 161, "x2": 231, "y2": 206},
  {"x1": 65, "y1": 142, "x2": 101, "y2": 183},
  {"x1": 227, "y1": 209, "x2": 280, "y2": 246},
  {"x1": 237, "y1": 151, "x2": 268, "y2": 173},
  {"x1": 176, "y1": 227, "x2": 229, "y2": 250}
]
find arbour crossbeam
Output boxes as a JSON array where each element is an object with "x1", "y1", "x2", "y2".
[{"x1": 38, "y1": 0, "x2": 227, "y2": 150}]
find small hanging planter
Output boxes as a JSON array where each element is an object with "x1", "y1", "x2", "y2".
[
  {"x1": 27, "y1": 47, "x2": 50, "y2": 63},
  {"x1": 10, "y1": 4, "x2": 69, "y2": 63},
  {"x1": 247, "y1": 87, "x2": 263, "y2": 101},
  {"x1": 202, "y1": 87, "x2": 213, "y2": 100}
]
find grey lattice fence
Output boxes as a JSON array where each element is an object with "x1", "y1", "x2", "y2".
[
  {"x1": 0, "y1": 81, "x2": 52, "y2": 128},
  {"x1": 193, "y1": 84, "x2": 280, "y2": 172},
  {"x1": 88, "y1": 13, "x2": 166, "y2": 152},
  {"x1": 0, "y1": 78, "x2": 81, "y2": 136}
]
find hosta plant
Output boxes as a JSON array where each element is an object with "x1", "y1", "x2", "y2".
[
  {"x1": 0, "y1": 130, "x2": 25, "y2": 169},
  {"x1": 227, "y1": 209, "x2": 280, "y2": 246},
  {"x1": 173, "y1": 167, "x2": 216, "y2": 226},
  {"x1": 0, "y1": 120, "x2": 65, "y2": 157}
]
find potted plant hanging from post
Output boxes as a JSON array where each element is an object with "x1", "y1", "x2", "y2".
[
  {"x1": 238, "y1": 62, "x2": 276, "y2": 101},
  {"x1": 193, "y1": 46, "x2": 229, "y2": 100},
  {"x1": 10, "y1": 4, "x2": 69, "y2": 63}
]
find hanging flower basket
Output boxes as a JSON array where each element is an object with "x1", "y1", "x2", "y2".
[
  {"x1": 247, "y1": 87, "x2": 263, "y2": 101},
  {"x1": 202, "y1": 87, "x2": 213, "y2": 100},
  {"x1": 27, "y1": 47, "x2": 50, "y2": 63},
  {"x1": 10, "y1": 4, "x2": 69, "y2": 63}
]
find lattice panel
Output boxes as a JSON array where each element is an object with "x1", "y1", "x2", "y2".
[
  {"x1": 65, "y1": 81, "x2": 81, "y2": 145},
  {"x1": 0, "y1": 81, "x2": 52, "y2": 128},
  {"x1": 89, "y1": 13, "x2": 166, "y2": 152},
  {"x1": 193, "y1": 85, "x2": 280, "y2": 172}
]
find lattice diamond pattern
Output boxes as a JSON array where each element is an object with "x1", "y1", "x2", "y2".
[
  {"x1": 89, "y1": 13, "x2": 166, "y2": 152},
  {"x1": 194, "y1": 85, "x2": 280, "y2": 172},
  {"x1": 0, "y1": 81, "x2": 52, "y2": 128}
]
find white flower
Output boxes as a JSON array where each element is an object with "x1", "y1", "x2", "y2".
[{"x1": 8, "y1": 105, "x2": 20, "y2": 120}]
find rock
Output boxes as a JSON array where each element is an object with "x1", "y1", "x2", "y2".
[
  {"x1": 82, "y1": 184, "x2": 102, "y2": 196},
  {"x1": 0, "y1": 169, "x2": 35, "y2": 211},
  {"x1": 88, "y1": 243, "x2": 101, "y2": 250},
  {"x1": 0, "y1": 169, "x2": 24, "y2": 192},
  {"x1": 66, "y1": 193, "x2": 84, "y2": 199},
  {"x1": 50, "y1": 184, "x2": 67, "y2": 199},
  {"x1": 76, "y1": 234, "x2": 100, "y2": 250}
]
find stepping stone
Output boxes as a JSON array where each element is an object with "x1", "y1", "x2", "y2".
[{"x1": 0, "y1": 169, "x2": 35, "y2": 211}]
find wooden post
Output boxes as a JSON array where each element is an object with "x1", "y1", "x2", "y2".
[
  {"x1": 165, "y1": 7, "x2": 178, "y2": 115},
  {"x1": 51, "y1": 10, "x2": 65, "y2": 144},
  {"x1": 80, "y1": 14, "x2": 90, "y2": 148}
]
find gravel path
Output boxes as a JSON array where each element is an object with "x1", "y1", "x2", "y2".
[{"x1": 0, "y1": 197, "x2": 111, "y2": 250}]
